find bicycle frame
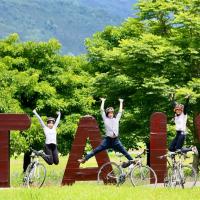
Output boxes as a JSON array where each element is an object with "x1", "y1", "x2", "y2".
[
  {"x1": 163, "y1": 151, "x2": 196, "y2": 188},
  {"x1": 117, "y1": 154, "x2": 146, "y2": 184},
  {"x1": 98, "y1": 149, "x2": 157, "y2": 187},
  {"x1": 116, "y1": 150, "x2": 142, "y2": 172},
  {"x1": 23, "y1": 149, "x2": 47, "y2": 188},
  {"x1": 29, "y1": 159, "x2": 40, "y2": 178}
]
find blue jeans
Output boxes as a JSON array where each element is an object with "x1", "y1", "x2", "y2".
[
  {"x1": 85, "y1": 137, "x2": 133, "y2": 161},
  {"x1": 169, "y1": 131, "x2": 186, "y2": 152}
]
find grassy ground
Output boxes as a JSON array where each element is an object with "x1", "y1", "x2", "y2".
[
  {"x1": 1, "y1": 184, "x2": 200, "y2": 200},
  {"x1": 4, "y1": 152, "x2": 199, "y2": 200}
]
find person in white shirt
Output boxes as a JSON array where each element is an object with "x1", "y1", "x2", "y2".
[
  {"x1": 168, "y1": 94, "x2": 197, "y2": 154},
  {"x1": 78, "y1": 98, "x2": 134, "y2": 167},
  {"x1": 33, "y1": 109, "x2": 61, "y2": 165}
]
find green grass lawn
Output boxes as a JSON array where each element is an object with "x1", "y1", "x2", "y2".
[
  {"x1": 1, "y1": 184, "x2": 200, "y2": 200},
  {"x1": 4, "y1": 152, "x2": 199, "y2": 200}
]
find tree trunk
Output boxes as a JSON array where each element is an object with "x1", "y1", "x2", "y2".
[{"x1": 191, "y1": 114, "x2": 200, "y2": 173}]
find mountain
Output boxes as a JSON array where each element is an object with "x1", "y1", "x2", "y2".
[{"x1": 0, "y1": 0, "x2": 137, "y2": 54}]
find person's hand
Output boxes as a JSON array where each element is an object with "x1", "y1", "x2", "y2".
[
  {"x1": 33, "y1": 109, "x2": 37, "y2": 113},
  {"x1": 56, "y1": 111, "x2": 61, "y2": 115},
  {"x1": 100, "y1": 98, "x2": 106, "y2": 102},
  {"x1": 185, "y1": 94, "x2": 191, "y2": 99},
  {"x1": 119, "y1": 98, "x2": 124, "y2": 102}
]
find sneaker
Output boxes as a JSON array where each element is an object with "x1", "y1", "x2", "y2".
[
  {"x1": 122, "y1": 160, "x2": 138, "y2": 168},
  {"x1": 122, "y1": 161, "x2": 130, "y2": 168},
  {"x1": 192, "y1": 146, "x2": 198, "y2": 155},
  {"x1": 78, "y1": 158, "x2": 86, "y2": 164}
]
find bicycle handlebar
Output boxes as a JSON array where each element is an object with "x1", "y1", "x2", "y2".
[
  {"x1": 135, "y1": 149, "x2": 149, "y2": 158},
  {"x1": 158, "y1": 149, "x2": 193, "y2": 159}
]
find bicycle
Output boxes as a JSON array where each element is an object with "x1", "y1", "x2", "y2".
[
  {"x1": 97, "y1": 149, "x2": 157, "y2": 187},
  {"x1": 23, "y1": 148, "x2": 47, "y2": 188},
  {"x1": 159, "y1": 149, "x2": 197, "y2": 188}
]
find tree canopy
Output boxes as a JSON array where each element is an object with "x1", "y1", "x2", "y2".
[
  {"x1": 85, "y1": 0, "x2": 200, "y2": 148},
  {"x1": 0, "y1": 0, "x2": 199, "y2": 156},
  {"x1": 0, "y1": 33, "x2": 94, "y2": 155}
]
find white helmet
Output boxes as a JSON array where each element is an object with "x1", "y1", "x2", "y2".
[
  {"x1": 106, "y1": 107, "x2": 114, "y2": 114},
  {"x1": 47, "y1": 117, "x2": 55, "y2": 124}
]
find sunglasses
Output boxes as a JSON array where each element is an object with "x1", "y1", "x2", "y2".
[
  {"x1": 175, "y1": 109, "x2": 182, "y2": 111},
  {"x1": 47, "y1": 121, "x2": 55, "y2": 124}
]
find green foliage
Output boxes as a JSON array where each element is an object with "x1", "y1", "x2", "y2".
[
  {"x1": 86, "y1": 0, "x2": 200, "y2": 148},
  {"x1": 0, "y1": 35, "x2": 94, "y2": 156}
]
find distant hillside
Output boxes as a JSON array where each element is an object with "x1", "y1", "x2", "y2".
[{"x1": 0, "y1": 0, "x2": 137, "y2": 54}]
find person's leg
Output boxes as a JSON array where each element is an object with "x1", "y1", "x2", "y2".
[
  {"x1": 43, "y1": 144, "x2": 54, "y2": 165},
  {"x1": 180, "y1": 146, "x2": 198, "y2": 155},
  {"x1": 23, "y1": 150, "x2": 31, "y2": 173},
  {"x1": 51, "y1": 144, "x2": 59, "y2": 165},
  {"x1": 176, "y1": 133, "x2": 186, "y2": 150},
  {"x1": 78, "y1": 137, "x2": 111, "y2": 163},
  {"x1": 84, "y1": 137, "x2": 110, "y2": 161},
  {"x1": 169, "y1": 132, "x2": 180, "y2": 152},
  {"x1": 113, "y1": 138, "x2": 133, "y2": 160}
]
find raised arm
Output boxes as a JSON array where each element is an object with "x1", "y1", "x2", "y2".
[
  {"x1": 119, "y1": 99, "x2": 123, "y2": 113},
  {"x1": 116, "y1": 98, "x2": 123, "y2": 120},
  {"x1": 169, "y1": 93, "x2": 177, "y2": 108},
  {"x1": 183, "y1": 95, "x2": 190, "y2": 115},
  {"x1": 33, "y1": 109, "x2": 46, "y2": 128},
  {"x1": 54, "y1": 111, "x2": 61, "y2": 128},
  {"x1": 100, "y1": 98, "x2": 106, "y2": 119},
  {"x1": 100, "y1": 98, "x2": 106, "y2": 111}
]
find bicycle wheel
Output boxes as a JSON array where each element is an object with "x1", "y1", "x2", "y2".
[
  {"x1": 97, "y1": 162, "x2": 122, "y2": 185},
  {"x1": 180, "y1": 165, "x2": 197, "y2": 188},
  {"x1": 164, "y1": 167, "x2": 174, "y2": 187},
  {"x1": 130, "y1": 165, "x2": 157, "y2": 187},
  {"x1": 164, "y1": 167, "x2": 180, "y2": 188},
  {"x1": 27, "y1": 163, "x2": 46, "y2": 188},
  {"x1": 23, "y1": 163, "x2": 34, "y2": 187}
]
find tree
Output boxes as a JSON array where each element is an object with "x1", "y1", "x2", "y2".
[
  {"x1": 0, "y1": 34, "x2": 95, "y2": 156},
  {"x1": 85, "y1": 0, "x2": 200, "y2": 152}
]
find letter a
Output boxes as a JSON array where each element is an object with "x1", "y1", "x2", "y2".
[{"x1": 62, "y1": 116, "x2": 111, "y2": 185}]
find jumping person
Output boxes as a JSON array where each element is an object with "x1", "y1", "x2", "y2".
[
  {"x1": 169, "y1": 94, "x2": 197, "y2": 154},
  {"x1": 33, "y1": 109, "x2": 61, "y2": 165},
  {"x1": 78, "y1": 98, "x2": 134, "y2": 167}
]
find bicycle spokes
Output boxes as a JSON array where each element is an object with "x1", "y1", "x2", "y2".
[
  {"x1": 165, "y1": 165, "x2": 197, "y2": 188},
  {"x1": 25, "y1": 163, "x2": 46, "y2": 188},
  {"x1": 97, "y1": 162, "x2": 122, "y2": 185},
  {"x1": 131, "y1": 165, "x2": 157, "y2": 187}
]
